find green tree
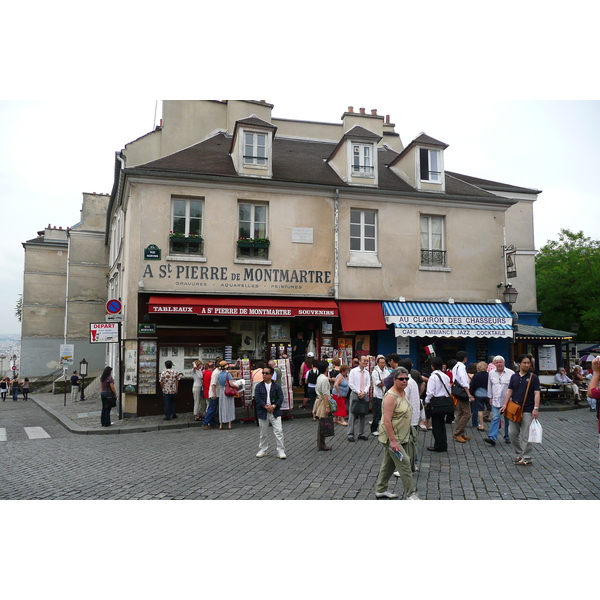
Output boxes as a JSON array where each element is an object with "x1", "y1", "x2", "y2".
[
  {"x1": 536, "y1": 229, "x2": 600, "y2": 340},
  {"x1": 15, "y1": 294, "x2": 22, "y2": 323}
]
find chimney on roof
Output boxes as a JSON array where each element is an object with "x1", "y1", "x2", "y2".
[
  {"x1": 359, "y1": 108, "x2": 366, "y2": 114},
  {"x1": 259, "y1": 100, "x2": 266, "y2": 103},
  {"x1": 385, "y1": 115, "x2": 390, "y2": 124},
  {"x1": 371, "y1": 109, "x2": 377, "y2": 115},
  {"x1": 348, "y1": 106, "x2": 354, "y2": 113}
]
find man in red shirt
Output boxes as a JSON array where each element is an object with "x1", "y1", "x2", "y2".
[{"x1": 202, "y1": 362, "x2": 215, "y2": 405}]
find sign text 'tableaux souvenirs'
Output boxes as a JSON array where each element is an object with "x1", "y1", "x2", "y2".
[{"x1": 142, "y1": 263, "x2": 332, "y2": 290}]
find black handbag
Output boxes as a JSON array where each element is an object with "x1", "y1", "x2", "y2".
[
  {"x1": 103, "y1": 393, "x2": 117, "y2": 408},
  {"x1": 430, "y1": 396, "x2": 455, "y2": 416},
  {"x1": 451, "y1": 381, "x2": 469, "y2": 401},
  {"x1": 319, "y1": 416, "x2": 335, "y2": 437},
  {"x1": 351, "y1": 397, "x2": 369, "y2": 416},
  {"x1": 431, "y1": 373, "x2": 456, "y2": 416}
]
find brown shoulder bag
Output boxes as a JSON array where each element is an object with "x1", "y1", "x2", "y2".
[{"x1": 504, "y1": 374, "x2": 533, "y2": 423}]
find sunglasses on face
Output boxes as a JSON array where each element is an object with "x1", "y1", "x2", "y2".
[
  {"x1": 395, "y1": 377, "x2": 409, "y2": 381},
  {"x1": 262, "y1": 372, "x2": 272, "y2": 375}
]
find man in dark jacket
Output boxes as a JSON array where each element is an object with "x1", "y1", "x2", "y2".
[{"x1": 254, "y1": 366, "x2": 286, "y2": 459}]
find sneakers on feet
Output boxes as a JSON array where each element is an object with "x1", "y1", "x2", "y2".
[
  {"x1": 484, "y1": 437, "x2": 496, "y2": 446},
  {"x1": 406, "y1": 493, "x2": 421, "y2": 500},
  {"x1": 516, "y1": 457, "x2": 532, "y2": 466},
  {"x1": 375, "y1": 491, "x2": 398, "y2": 499},
  {"x1": 256, "y1": 450, "x2": 267, "y2": 458},
  {"x1": 278, "y1": 452, "x2": 287, "y2": 459},
  {"x1": 393, "y1": 470, "x2": 400, "y2": 477}
]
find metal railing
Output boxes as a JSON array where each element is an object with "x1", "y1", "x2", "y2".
[{"x1": 420, "y1": 249, "x2": 446, "y2": 266}]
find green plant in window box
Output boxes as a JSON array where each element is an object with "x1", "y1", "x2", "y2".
[
  {"x1": 237, "y1": 237, "x2": 254, "y2": 248},
  {"x1": 170, "y1": 231, "x2": 203, "y2": 242},
  {"x1": 252, "y1": 238, "x2": 270, "y2": 248}
]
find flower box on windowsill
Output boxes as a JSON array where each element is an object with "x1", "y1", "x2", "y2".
[
  {"x1": 170, "y1": 234, "x2": 203, "y2": 241},
  {"x1": 237, "y1": 238, "x2": 270, "y2": 249}
]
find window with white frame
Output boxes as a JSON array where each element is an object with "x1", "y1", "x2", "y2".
[
  {"x1": 350, "y1": 209, "x2": 377, "y2": 252},
  {"x1": 420, "y1": 214, "x2": 446, "y2": 266},
  {"x1": 170, "y1": 198, "x2": 204, "y2": 255},
  {"x1": 352, "y1": 143, "x2": 374, "y2": 176},
  {"x1": 238, "y1": 202, "x2": 269, "y2": 259},
  {"x1": 243, "y1": 132, "x2": 268, "y2": 166},
  {"x1": 419, "y1": 148, "x2": 442, "y2": 182}
]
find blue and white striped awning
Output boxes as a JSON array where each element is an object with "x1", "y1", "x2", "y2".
[{"x1": 382, "y1": 302, "x2": 513, "y2": 339}]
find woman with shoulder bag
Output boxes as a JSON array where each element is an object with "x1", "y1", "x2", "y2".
[
  {"x1": 100, "y1": 366, "x2": 117, "y2": 427},
  {"x1": 375, "y1": 366, "x2": 419, "y2": 500}
]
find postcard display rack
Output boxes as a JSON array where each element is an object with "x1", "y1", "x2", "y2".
[
  {"x1": 138, "y1": 340, "x2": 158, "y2": 395},
  {"x1": 277, "y1": 358, "x2": 293, "y2": 410},
  {"x1": 158, "y1": 346, "x2": 222, "y2": 378},
  {"x1": 239, "y1": 359, "x2": 252, "y2": 407}
]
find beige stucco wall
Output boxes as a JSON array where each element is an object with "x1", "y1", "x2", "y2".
[
  {"x1": 273, "y1": 118, "x2": 342, "y2": 143},
  {"x1": 124, "y1": 102, "x2": 402, "y2": 170},
  {"x1": 390, "y1": 146, "x2": 417, "y2": 188},
  {"x1": 502, "y1": 195, "x2": 538, "y2": 313},
  {"x1": 66, "y1": 193, "x2": 110, "y2": 339},
  {"x1": 22, "y1": 241, "x2": 67, "y2": 338},
  {"x1": 118, "y1": 178, "x2": 512, "y2": 312},
  {"x1": 119, "y1": 180, "x2": 337, "y2": 338},
  {"x1": 338, "y1": 197, "x2": 507, "y2": 303},
  {"x1": 342, "y1": 112, "x2": 384, "y2": 137}
]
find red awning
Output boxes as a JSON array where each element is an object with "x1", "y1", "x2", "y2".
[
  {"x1": 338, "y1": 301, "x2": 387, "y2": 331},
  {"x1": 148, "y1": 296, "x2": 338, "y2": 318}
]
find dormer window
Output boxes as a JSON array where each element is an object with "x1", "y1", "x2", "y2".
[
  {"x1": 230, "y1": 115, "x2": 276, "y2": 178},
  {"x1": 244, "y1": 132, "x2": 268, "y2": 166},
  {"x1": 352, "y1": 143, "x2": 374, "y2": 176},
  {"x1": 420, "y1": 148, "x2": 441, "y2": 182}
]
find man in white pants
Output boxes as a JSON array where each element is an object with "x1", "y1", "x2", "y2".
[{"x1": 254, "y1": 366, "x2": 286, "y2": 459}]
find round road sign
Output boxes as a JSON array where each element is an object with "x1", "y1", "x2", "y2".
[{"x1": 106, "y1": 299, "x2": 122, "y2": 314}]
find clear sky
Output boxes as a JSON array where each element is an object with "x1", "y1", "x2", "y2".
[{"x1": 1, "y1": 3, "x2": 598, "y2": 337}]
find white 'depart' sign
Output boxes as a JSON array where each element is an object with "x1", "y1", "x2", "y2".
[{"x1": 90, "y1": 323, "x2": 119, "y2": 343}]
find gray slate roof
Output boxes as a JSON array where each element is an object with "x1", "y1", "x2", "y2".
[{"x1": 131, "y1": 132, "x2": 531, "y2": 202}]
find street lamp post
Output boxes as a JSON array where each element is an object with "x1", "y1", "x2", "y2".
[
  {"x1": 11, "y1": 354, "x2": 17, "y2": 376},
  {"x1": 502, "y1": 285, "x2": 519, "y2": 367},
  {"x1": 79, "y1": 358, "x2": 88, "y2": 402}
]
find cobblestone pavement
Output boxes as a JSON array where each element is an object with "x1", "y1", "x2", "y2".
[{"x1": 1, "y1": 391, "x2": 599, "y2": 500}]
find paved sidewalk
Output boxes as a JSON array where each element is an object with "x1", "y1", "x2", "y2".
[
  {"x1": 4, "y1": 391, "x2": 599, "y2": 500},
  {"x1": 30, "y1": 387, "x2": 592, "y2": 435},
  {"x1": 29, "y1": 389, "x2": 316, "y2": 434}
]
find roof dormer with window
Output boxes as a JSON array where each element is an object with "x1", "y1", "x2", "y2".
[
  {"x1": 230, "y1": 116, "x2": 277, "y2": 178},
  {"x1": 327, "y1": 125, "x2": 382, "y2": 187},
  {"x1": 388, "y1": 133, "x2": 448, "y2": 193}
]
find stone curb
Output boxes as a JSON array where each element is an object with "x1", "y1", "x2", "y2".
[{"x1": 30, "y1": 395, "x2": 315, "y2": 435}]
